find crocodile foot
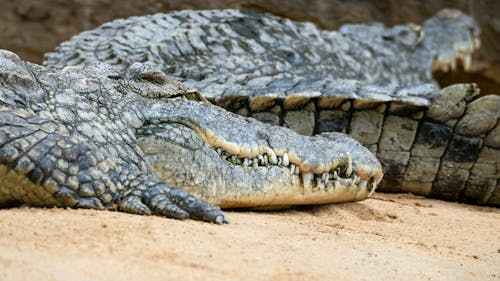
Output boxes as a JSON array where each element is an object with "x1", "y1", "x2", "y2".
[{"x1": 120, "y1": 180, "x2": 228, "y2": 224}]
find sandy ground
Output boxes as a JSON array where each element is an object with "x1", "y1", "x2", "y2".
[{"x1": 0, "y1": 193, "x2": 498, "y2": 281}]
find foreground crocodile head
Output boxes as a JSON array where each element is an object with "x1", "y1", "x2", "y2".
[
  {"x1": 137, "y1": 102, "x2": 382, "y2": 208},
  {"x1": 66, "y1": 62, "x2": 383, "y2": 208}
]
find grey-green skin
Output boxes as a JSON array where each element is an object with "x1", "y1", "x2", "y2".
[
  {"x1": 44, "y1": 9, "x2": 499, "y2": 205},
  {"x1": 0, "y1": 50, "x2": 228, "y2": 223},
  {"x1": 44, "y1": 9, "x2": 479, "y2": 96},
  {"x1": 0, "y1": 49, "x2": 383, "y2": 221}
]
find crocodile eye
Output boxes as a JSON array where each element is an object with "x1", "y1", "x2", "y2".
[
  {"x1": 139, "y1": 72, "x2": 167, "y2": 85},
  {"x1": 185, "y1": 92, "x2": 201, "y2": 101},
  {"x1": 185, "y1": 89, "x2": 204, "y2": 102}
]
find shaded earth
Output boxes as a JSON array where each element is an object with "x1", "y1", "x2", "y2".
[{"x1": 1, "y1": 193, "x2": 498, "y2": 281}]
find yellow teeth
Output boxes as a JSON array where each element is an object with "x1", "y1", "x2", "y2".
[
  {"x1": 282, "y1": 153, "x2": 289, "y2": 166},
  {"x1": 345, "y1": 152, "x2": 353, "y2": 177},
  {"x1": 302, "y1": 172, "x2": 314, "y2": 190}
]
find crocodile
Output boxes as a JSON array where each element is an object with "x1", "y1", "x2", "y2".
[
  {"x1": 0, "y1": 49, "x2": 385, "y2": 222},
  {"x1": 44, "y1": 9, "x2": 499, "y2": 206}
]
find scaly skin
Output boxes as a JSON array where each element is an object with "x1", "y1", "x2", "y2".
[
  {"x1": 0, "y1": 50, "x2": 383, "y2": 220},
  {"x1": 44, "y1": 9, "x2": 499, "y2": 206},
  {"x1": 0, "y1": 50, "x2": 228, "y2": 223}
]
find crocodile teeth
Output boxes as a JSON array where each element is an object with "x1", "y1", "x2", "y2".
[
  {"x1": 282, "y1": 153, "x2": 289, "y2": 166},
  {"x1": 359, "y1": 180, "x2": 367, "y2": 191},
  {"x1": 322, "y1": 172, "x2": 329, "y2": 183},
  {"x1": 267, "y1": 149, "x2": 278, "y2": 165},
  {"x1": 461, "y1": 53, "x2": 472, "y2": 71},
  {"x1": 302, "y1": 172, "x2": 313, "y2": 190},
  {"x1": 345, "y1": 152, "x2": 352, "y2": 177},
  {"x1": 334, "y1": 180, "x2": 341, "y2": 189},
  {"x1": 230, "y1": 155, "x2": 237, "y2": 163},
  {"x1": 252, "y1": 158, "x2": 259, "y2": 169},
  {"x1": 316, "y1": 178, "x2": 325, "y2": 190},
  {"x1": 473, "y1": 37, "x2": 481, "y2": 49},
  {"x1": 353, "y1": 175, "x2": 360, "y2": 185},
  {"x1": 368, "y1": 181, "x2": 376, "y2": 197},
  {"x1": 213, "y1": 145, "x2": 362, "y2": 188},
  {"x1": 258, "y1": 155, "x2": 264, "y2": 166}
]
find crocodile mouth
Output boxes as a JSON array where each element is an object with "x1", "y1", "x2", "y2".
[
  {"x1": 426, "y1": 9, "x2": 481, "y2": 73},
  {"x1": 137, "y1": 99, "x2": 382, "y2": 208},
  {"x1": 431, "y1": 35, "x2": 480, "y2": 72}
]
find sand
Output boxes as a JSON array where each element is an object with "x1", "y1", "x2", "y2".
[{"x1": 0, "y1": 193, "x2": 498, "y2": 281}]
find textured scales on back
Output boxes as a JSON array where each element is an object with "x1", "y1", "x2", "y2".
[
  {"x1": 44, "y1": 9, "x2": 499, "y2": 206},
  {"x1": 45, "y1": 9, "x2": 478, "y2": 105}
]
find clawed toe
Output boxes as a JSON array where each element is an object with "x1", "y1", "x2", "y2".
[
  {"x1": 120, "y1": 195, "x2": 152, "y2": 215},
  {"x1": 122, "y1": 180, "x2": 229, "y2": 223},
  {"x1": 148, "y1": 193, "x2": 190, "y2": 219}
]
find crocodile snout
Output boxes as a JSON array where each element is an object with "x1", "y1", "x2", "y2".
[{"x1": 137, "y1": 99, "x2": 383, "y2": 208}]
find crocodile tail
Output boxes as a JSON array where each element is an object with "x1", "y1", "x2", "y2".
[
  {"x1": 422, "y1": 85, "x2": 499, "y2": 205},
  {"x1": 368, "y1": 83, "x2": 498, "y2": 206}
]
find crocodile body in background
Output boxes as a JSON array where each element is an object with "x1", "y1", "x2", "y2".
[
  {"x1": 44, "y1": 9, "x2": 500, "y2": 206},
  {"x1": 0, "y1": 49, "x2": 384, "y2": 221}
]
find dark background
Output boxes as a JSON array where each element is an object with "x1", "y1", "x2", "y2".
[{"x1": 1, "y1": 0, "x2": 498, "y2": 93}]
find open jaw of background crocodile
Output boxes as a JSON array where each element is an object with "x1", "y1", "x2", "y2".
[
  {"x1": 0, "y1": 51, "x2": 382, "y2": 221},
  {"x1": 44, "y1": 9, "x2": 499, "y2": 206}
]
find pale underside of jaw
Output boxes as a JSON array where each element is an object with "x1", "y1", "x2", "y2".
[{"x1": 137, "y1": 122, "x2": 382, "y2": 208}]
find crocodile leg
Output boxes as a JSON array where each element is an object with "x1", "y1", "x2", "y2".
[{"x1": 0, "y1": 107, "x2": 227, "y2": 223}]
